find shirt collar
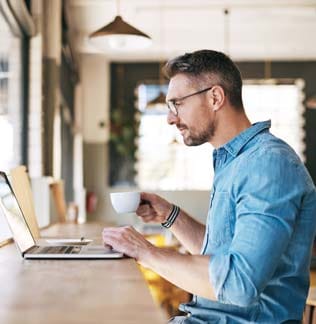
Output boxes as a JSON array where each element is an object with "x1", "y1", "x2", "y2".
[{"x1": 222, "y1": 120, "x2": 271, "y2": 157}]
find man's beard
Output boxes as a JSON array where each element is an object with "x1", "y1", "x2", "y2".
[{"x1": 181, "y1": 120, "x2": 216, "y2": 146}]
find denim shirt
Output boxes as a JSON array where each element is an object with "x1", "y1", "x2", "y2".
[{"x1": 180, "y1": 121, "x2": 316, "y2": 324}]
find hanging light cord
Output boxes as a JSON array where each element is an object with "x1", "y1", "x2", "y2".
[
  {"x1": 159, "y1": 2, "x2": 165, "y2": 86},
  {"x1": 116, "y1": 0, "x2": 121, "y2": 16},
  {"x1": 224, "y1": 8, "x2": 230, "y2": 55}
]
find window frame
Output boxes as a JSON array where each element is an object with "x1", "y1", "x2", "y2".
[{"x1": 0, "y1": 1, "x2": 32, "y2": 245}]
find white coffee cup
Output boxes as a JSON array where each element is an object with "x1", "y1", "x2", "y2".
[{"x1": 110, "y1": 191, "x2": 141, "y2": 214}]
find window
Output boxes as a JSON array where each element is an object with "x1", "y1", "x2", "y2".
[
  {"x1": 0, "y1": 12, "x2": 26, "y2": 242},
  {"x1": 243, "y1": 80, "x2": 305, "y2": 161},
  {"x1": 0, "y1": 13, "x2": 24, "y2": 172},
  {"x1": 136, "y1": 79, "x2": 305, "y2": 190}
]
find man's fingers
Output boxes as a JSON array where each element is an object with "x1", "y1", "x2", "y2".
[
  {"x1": 140, "y1": 192, "x2": 157, "y2": 203},
  {"x1": 136, "y1": 206, "x2": 156, "y2": 221},
  {"x1": 136, "y1": 203, "x2": 153, "y2": 215},
  {"x1": 103, "y1": 243, "x2": 112, "y2": 250},
  {"x1": 102, "y1": 226, "x2": 134, "y2": 244},
  {"x1": 139, "y1": 214, "x2": 156, "y2": 222},
  {"x1": 102, "y1": 227, "x2": 121, "y2": 245}
]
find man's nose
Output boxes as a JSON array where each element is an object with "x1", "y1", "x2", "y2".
[{"x1": 167, "y1": 111, "x2": 179, "y2": 125}]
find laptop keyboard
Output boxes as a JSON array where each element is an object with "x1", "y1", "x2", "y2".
[{"x1": 35, "y1": 246, "x2": 81, "y2": 254}]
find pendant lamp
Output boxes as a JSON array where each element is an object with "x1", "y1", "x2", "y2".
[
  {"x1": 147, "y1": 6, "x2": 166, "y2": 109},
  {"x1": 147, "y1": 90, "x2": 166, "y2": 106},
  {"x1": 89, "y1": 0, "x2": 151, "y2": 51},
  {"x1": 147, "y1": 61, "x2": 167, "y2": 108}
]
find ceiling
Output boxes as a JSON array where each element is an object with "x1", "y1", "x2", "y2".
[{"x1": 65, "y1": 0, "x2": 316, "y2": 62}]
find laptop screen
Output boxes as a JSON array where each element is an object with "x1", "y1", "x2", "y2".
[{"x1": 0, "y1": 172, "x2": 35, "y2": 253}]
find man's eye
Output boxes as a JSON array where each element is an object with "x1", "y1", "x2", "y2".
[{"x1": 174, "y1": 101, "x2": 181, "y2": 107}]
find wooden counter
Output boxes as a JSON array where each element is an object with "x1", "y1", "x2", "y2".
[{"x1": 0, "y1": 222, "x2": 166, "y2": 324}]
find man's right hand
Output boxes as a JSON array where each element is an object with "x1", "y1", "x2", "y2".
[{"x1": 136, "y1": 192, "x2": 173, "y2": 224}]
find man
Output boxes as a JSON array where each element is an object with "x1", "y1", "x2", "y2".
[{"x1": 103, "y1": 50, "x2": 316, "y2": 323}]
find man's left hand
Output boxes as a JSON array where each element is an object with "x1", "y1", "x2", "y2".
[{"x1": 102, "y1": 226, "x2": 156, "y2": 267}]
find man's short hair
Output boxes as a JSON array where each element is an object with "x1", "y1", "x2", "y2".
[{"x1": 163, "y1": 49, "x2": 243, "y2": 109}]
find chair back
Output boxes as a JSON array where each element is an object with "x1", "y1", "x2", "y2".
[{"x1": 10, "y1": 166, "x2": 41, "y2": 239}]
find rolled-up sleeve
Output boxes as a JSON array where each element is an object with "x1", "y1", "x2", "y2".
[{"x1": 208, "y1": 149, "x2": 303, "y2": 307}]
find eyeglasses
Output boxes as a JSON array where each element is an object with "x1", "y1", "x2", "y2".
[{"x1": 166, "y1": 86, "x2": 214, "y2": 116}]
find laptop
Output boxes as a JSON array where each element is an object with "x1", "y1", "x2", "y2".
[
  {"x1": 10, "y1": 166, "x2": 92, "y2": 245},
  {"x1": 0, "y1": 171, "x2": 123, "y2": 259}
]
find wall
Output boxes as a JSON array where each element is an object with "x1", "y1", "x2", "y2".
[
  {"x1": 26, "y1": 0, "x2": 83, "y2": 225},
  {"x1": 80, "y1": 54, "x2": 110, "y2": 220},
  {"x1": 81, "y1": 54, "x2": 110, "y2": 143},
  {"x1": 28, "y1": 0, "x2": 43, "y2": 177},
  {"x1": 42, "y1": 0, "x2": 62, "y2": 177}
]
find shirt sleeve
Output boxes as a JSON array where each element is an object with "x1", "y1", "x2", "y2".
[{"x1": 208, "y1": 147, "x2": 306, "y2": 307}]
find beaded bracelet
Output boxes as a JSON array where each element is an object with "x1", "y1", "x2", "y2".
[{"x1": 161, "y1": 204, "x2": 180, "y2": 228}]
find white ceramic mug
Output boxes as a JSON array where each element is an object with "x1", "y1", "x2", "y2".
[{"x1": 110, "y1": 191, "x2": 141, "y2": 214}]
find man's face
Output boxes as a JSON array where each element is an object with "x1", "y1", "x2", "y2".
[{"x1": 166, "y1": 73, "x2": 216, "y2": 146}]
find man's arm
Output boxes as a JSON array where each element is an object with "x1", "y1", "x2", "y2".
[
  {"x1": 102, "y1": 226, "x2": 216, "y2": 300},
  {"x1": 136, "y1": 192, "x2": 206, "y2": 254},
  {"x1": 169, "y1": 209, "x2": 205, "y2": 254},
  {"x1": 145, "y1": 246, "x2": 215, "y2": 299}
]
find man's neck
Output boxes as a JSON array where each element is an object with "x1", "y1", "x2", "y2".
[{"x1": 210, "y1": 108, "x2": 251, "y2": 149}]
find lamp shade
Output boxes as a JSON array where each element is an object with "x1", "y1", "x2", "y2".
[
  {"x1": 146, "y1": 90, "x2": 167, "y2": 114},
  {"x1": 147, "y1": 91, "x2": 166, "y2": 106},
  {"x1": 89, "y1": 15, "x2": 151, "y2": 50}
]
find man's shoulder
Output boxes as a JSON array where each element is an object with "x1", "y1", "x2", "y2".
[
  {"x1": 241, "y1": 132, "x2": 301, "y2": 166},
  {"x1": 235, "y1": 133, "x2": 315, "y2": 193}
]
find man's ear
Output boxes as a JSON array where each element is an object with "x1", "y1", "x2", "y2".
[{"x1": 209, "y1": 86, "x2": 225, "y2": 111}]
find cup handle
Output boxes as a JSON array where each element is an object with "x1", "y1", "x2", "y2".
[{"x1": 140, "y1": 199, "x2": 151, "y2": 206}]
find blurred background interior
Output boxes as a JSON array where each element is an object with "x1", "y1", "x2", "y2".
[{"x1": 1, "y1": 0, "x2": 316, "y2": 317}]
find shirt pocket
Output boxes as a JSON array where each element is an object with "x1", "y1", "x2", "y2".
[{"x1": 209, "y1": 191, "x2": 233, "y2": 246}]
